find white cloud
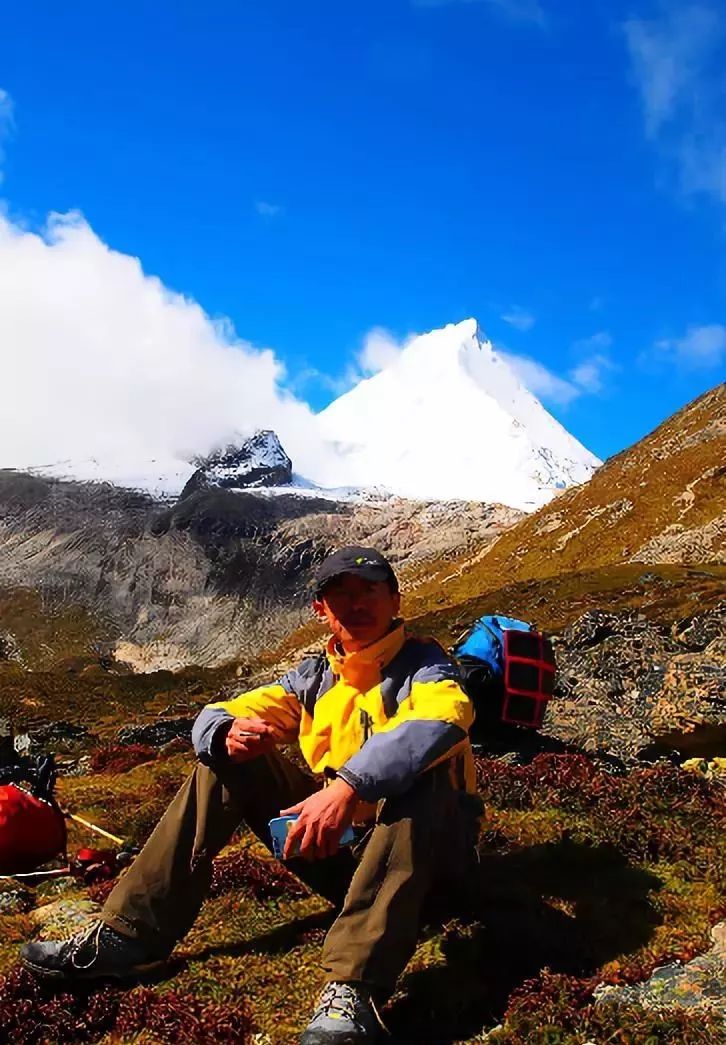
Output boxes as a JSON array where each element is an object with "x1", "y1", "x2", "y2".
[
  {"x1": 624, "y1": 4, "x2": 726, "y2": 205},
  {"x1": 358, "y1": 327, "x2": 407, "y2": 374},
  {"x1": 291, "y1": 365, "x2": 351, "y2": 399},
  {"x1": 573, "y1": 331, "x2": 613, "y2": 352},
  {"x1": 0, "y1": 89, "x2": 14, "y2": 184},
  {"x1": 322, "y1": 327, "x2": 412, "y2": 395},
  {"x1": 501, "y1": 306, "x2": 536, "y2": 332},
  {"x1": 656, "y1": 324, "x2": 726, "y2": 367},
  {"x1": 501, "y1": 332, "x2": 616, "y2": 405},
  {"x1": 0, "y1": 210, "x2": 340, "y2": 487},
  {"x1": 569, "y1": 354, "x2": 612, "y2": 394},
  {"x1": 500, "y1": 352, "x2": 580, "y2": 405},
  {"x1": 412, "y1": 0, "x2": 546, "y2": 25},
  {"x1": 255, "y1": 200, "x2": 283, "y2": 218}
]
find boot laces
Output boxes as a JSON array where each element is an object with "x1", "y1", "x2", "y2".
[
  {"x1": 317, "y1": 982, "x2": 384, "y2": 1030},
  {"x1": 319, "y1": 982, "x2": 365, "y2": 1023},
  {"x1": 69, "y1": 920, "x2": 104, "y2": 971}
]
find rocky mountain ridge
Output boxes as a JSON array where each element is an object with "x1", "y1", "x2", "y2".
[
  {"x1": 17, "y1": 319, "x2": 601, "y2": 510},
  {"x1": 0, "y1": 470, "x2": 521, "y2": 671},
  {"x1": 0, "y1": 384, "x2": 723, "y2": 676}
]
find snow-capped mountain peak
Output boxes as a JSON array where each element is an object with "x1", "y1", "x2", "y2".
[
  {"x1": 313, "y1": 319, "x2": 601, "y2": 510},
  {"x1": 197, "y1": 430, "x2": 291, "y2": 479},
  {"x1": 19, "y1": 321, "x2": 601, "y2": 511},
  {"x1": 180, "y1": 430, "x2": 293, "y2": 499}
]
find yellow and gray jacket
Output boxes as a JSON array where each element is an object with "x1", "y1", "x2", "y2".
[{"x1": 192, "y1": 621, "x2": 477, "y2": 803}]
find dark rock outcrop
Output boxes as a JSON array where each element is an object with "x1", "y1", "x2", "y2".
[
  {"x1": 179, "y1": 430, "x2": 292, "y2": 500},
  {"x1": 544, "y1": 606, "x2": 726, "y2": 762},
  {"x1": 30, "y1": 722, "x2": 90, "y2": 749},
  {"x1": 116, "y1": 717, "x2": 194, "y2": 748}
]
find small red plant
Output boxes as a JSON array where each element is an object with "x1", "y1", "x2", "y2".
[
  {"x1": 211, "y1": 847, "x2": 309, "y2": 901},
  {"x1": 90, "y1": 743, "x2": 158, "y2": 775},
  {"x1": 86, "y1": 877, "x2": 116, "y2": 905},
  {"x1": 0, "y1": 964, "x2": 253, "y2": 1044}
]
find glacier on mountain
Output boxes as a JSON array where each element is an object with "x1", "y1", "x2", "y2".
[{"x1": 311, "y1": 319, "x2": 600, "y2": 509}]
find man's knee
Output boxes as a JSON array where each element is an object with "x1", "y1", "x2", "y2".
[
  {"x1": 374, "y1": 781, "x2": 482, "y2": 877},
  {"x1": 377, "y1": 772, "x2": 472, "y2": 826}
]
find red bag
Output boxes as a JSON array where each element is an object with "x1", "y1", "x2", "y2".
[
  {"x1": 0, "y1": 783, "x2": 67, "y2": 873},
  {"x1": 501, "y1": 629, "x2": 556, "y2": 728}
]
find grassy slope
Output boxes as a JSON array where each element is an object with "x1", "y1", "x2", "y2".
[
  {"x1": 410, "y1": 562, "x2": 726, "y2": 650},
  {"x1": 0, "y1": 587, "x2": 109, "y2": 671},
  {"x1": 2, "y1": 751, "x2": 723, "y2": 1044},
  {"x1": 402, "y1": 383, "x2": 725, "y2": 621}
]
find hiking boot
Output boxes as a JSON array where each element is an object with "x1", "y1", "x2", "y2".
[
  {"x1": 20, "y1": 920, "x2": 166, "y2": 981},
  {"x1": 300, "y1": 981, "x2": 388, "y2": 1044}
]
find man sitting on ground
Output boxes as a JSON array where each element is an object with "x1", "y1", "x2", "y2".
[{"x1": 22, "y1": 546, "x2": 481, "y2": 1044}]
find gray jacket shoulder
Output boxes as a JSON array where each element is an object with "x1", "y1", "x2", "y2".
[
  {"x1": 279, "y1": 653, "x2": 334, "y2": 715},
  {"x1": 380, "y1": 637, "x2": 461, "y2": 717}
]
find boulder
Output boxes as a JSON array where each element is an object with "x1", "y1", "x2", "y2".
[
  {"x1": 594, "y1": 921, "x2": 726, "y2": 1013},
  {"x1": 544, "y1": 609, "x2": 726, "y2": 763}
]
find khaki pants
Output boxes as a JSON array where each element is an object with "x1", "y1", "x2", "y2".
[{"x1": 101, "y1": 751, "x2": 479, "y2": 998}]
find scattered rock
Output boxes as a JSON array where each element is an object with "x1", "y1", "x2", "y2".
[
  {"x1": 0, "y1": 631, "x2": 21, "y2": 663},
  {"x1": 35, "y1": 876, "x2": 81, "y2": 901},
  {"x1": 116, "y1": 717, "x2": 194, "y2": 748},
  {"x1": 60, "y1": 754, "x2": 94, "y2": 777},
  {"x1": 594, "y1": 922, "x2": 726, "y2": 1013},
  {"x1": 0, "y1": 886, "x2": 34, "y2": 915},
  {"x1": 673, "y1": 605, "x2": 726, "y2": 652},
  {"x1": 544, "y1": 607, "x2": 726, "y2": 762},
  {"x1": 29, "y1": 721, "x2": 90, "y2": 750}
]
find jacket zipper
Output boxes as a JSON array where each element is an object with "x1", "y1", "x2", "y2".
[{"x1": 360, "y1": 709, "x2": 372, "y2": 743}]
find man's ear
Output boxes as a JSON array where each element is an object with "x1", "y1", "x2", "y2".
[
  {"x1": 392, "y1": 590, "x2": 401, "y2": 616},
  {"x1": 311, "y1": 597, "x2": 327, "y2": 621}
]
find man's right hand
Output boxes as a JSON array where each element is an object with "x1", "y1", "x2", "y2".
[{"x1": 224, "y1": 717, "x2": 277, "y2": 763}]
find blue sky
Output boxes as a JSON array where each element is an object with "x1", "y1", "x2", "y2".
[{"x1": 1, "y1": 0, "x2": 724, "y2": 462}]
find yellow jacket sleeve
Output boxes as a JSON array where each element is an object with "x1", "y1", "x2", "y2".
[{"x1": 191, "y1": 680, "x2": 301, "y2": 763}]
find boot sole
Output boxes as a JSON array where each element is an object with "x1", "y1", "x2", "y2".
[{"x1": 20, "y1": 955, "x2": 167, "y2": 981}]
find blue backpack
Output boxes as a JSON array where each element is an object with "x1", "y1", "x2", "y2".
[{"x1": 452, "y1": 615, "x2": 556, "y2": 739}]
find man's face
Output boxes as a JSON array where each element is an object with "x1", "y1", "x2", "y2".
[{"x1": 313, "y1": 573, "x2": 400, "y2": 651}]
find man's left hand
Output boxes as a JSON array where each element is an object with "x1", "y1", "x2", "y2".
[{"x1": 280, "y1": 778, "x2": 358, "y2": 861}]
